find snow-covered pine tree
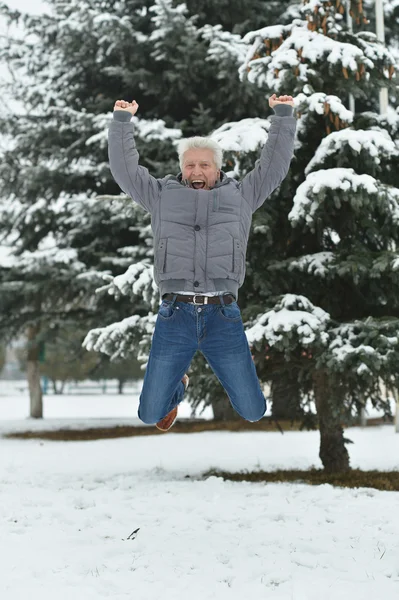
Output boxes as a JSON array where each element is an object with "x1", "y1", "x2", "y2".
[
  {"x1": 235, "y1": 0, "x2": 398, "y2": 471},
  {"x1": 0, "y1": 0, "x2": 180, "y2": 416}
]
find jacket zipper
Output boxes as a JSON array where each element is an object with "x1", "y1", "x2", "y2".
[
  {"x1": 205, "y1": 193, "x2": 210, "y2": 284},
  {"x1": 194, "y1": 191, "x2": 198, "y2": 281}
]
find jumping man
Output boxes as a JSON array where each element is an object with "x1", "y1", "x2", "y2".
[{"x1": 108, "y1": 94, "x2": 296, "y2": 431}]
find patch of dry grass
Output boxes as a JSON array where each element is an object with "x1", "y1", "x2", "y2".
[
  {"x1": 201, "y1": 468, "x2": 399, "y2": 492},
  {"x1": 2, "y1": 416, "x2": 391, "y2": 442},
  {"x1": 2, "y1": 418, "x2": 305, "y2": 441}
]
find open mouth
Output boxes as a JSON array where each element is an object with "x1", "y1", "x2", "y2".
[{"x1": 191, "y1": 180, "x2": 206, "y2": 189}]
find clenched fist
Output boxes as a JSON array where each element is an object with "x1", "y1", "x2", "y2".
[
  {"x1": 113, "y1": 99, "x2": 139, "y2": 115},
  {"x1": 269, "y1": 94, "x2": 294, "y2": 108}
]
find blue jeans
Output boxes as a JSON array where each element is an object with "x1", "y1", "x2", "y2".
[{"x1": 138, "y1": 295, "x2": 267, "y2": 424}]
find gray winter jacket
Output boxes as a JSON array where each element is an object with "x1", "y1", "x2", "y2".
[{"x1": 108, "y1": 104, "x2": 296, "y2": 300}]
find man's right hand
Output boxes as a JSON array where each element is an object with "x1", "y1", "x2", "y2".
[{"x1": 113, "y1": 99, "x2": 139, "y2": 115}]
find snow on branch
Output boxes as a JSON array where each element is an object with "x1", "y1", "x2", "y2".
[
  {"x1": 5, "y1": 236, "x2": 86, "y2": 275},
  {"x1": 130, "y1": 116, "x2": 182, "y2": 142},
  {"x1": 242, "y1": 23, "x2": 292, "y2": 47},
  {"x1": 92, "y1": 112, "x2": 181, "y2": 148},
  {"x1": 202, "y1": 24, "x2": 247, "y2": 64},
  {"x1": 0, "y1": 244, "x2": 16, "y2": 268},
  {"x1": 245, "y1": 294, "x2": 330, "y2": 352},
  {"x1": 296, "y1": 92, "x2": 353, "y2": 122},
  {"x1": 83, "y1": 313, "x2": 156, "y2": 361},
  {"x1": 211, "y1": 118, "x2": 269, "y2": 153},
  {"x1": 288, "y1": 168, "x2": 399, "y2": 229},
  {"x1": 239, "y1": 23, "x2": 395, "y2": 91},
  {"x1": 293, "y1": 92, "x2": 353, "y2": 141},
  {"x1": 95, "y1": 260, "x2": 158, "y2": 307},
  {"x1": 305, "y1": 127, "x2": 397, "y2": 175},
  {"x1": 210, "y1": 118, "x2": 270, "y2": 175},
  {"x1": 287, "y1": 252, "x2": 335, "y2": 277},
  {"x1": 325, "y1": 320, "x2": 399, "y2": 378}
]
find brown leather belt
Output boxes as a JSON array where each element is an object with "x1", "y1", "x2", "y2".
[{"x1": 162, "y1": 293, "x2": 235, "y2": 305}]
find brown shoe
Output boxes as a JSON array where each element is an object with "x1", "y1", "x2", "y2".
[
  {"x1": 156, "y1": 374, "x2": 189, "y2": 432},
  {"x1": 156, "y1": 405, "x2": 178, "y2": 432}
]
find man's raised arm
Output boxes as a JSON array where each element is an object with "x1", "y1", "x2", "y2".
[
  {"x1": 108, "y1": 100, "x2": 161, "y2": 214},
  {"x1": 239, "y1": 95, "x2": 297, "y2": 213}
]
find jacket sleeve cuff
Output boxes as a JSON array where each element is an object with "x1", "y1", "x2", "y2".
[
  {"x1": 113, "y1": 110, "x2": 133, "y2": 122},
  {"x1": 272, "y1": 104, "x2": 294, "y2": 117}
]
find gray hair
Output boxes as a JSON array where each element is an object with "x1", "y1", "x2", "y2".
[{"x1": 177, "y1": 136, "x2": 223, "y2": 171}]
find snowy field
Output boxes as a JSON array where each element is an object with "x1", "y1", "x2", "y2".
[
  {"x1": 0, "y1": 379, "x2": 214, "y2": 433},
  {"x1": 0, "y1": 379, "x2": 393, "y2": 432},
  {"x1": 1, "y1": 381, "x2": 399, "y2": 599}
]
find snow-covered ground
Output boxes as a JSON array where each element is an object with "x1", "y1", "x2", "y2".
[
  {"x1": 0, "y1": 379, "x2": 214, "y2": 433},
  {"x1": 0, "y1": 379, "x2": 394, "y2": 433},
  {"x1": 1, "y1": 381, "x2": 399, "y2": 599}
]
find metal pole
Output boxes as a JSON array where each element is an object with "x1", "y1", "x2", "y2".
[
  {"x1": 346, "y1": 2, "x2": 356, "y2": 114},
  {"x1": 375, "y1": 0, "x2": 389, "y2": 114},
  {"x1": 395, "y1": 388, "x2": 399, "y2": 433}
]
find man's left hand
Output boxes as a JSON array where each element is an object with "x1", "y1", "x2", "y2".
[{"x1": 269, "y1": 94, "x2": 294, "y2": 108}]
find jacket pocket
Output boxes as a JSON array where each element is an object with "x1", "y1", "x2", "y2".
[
  {"x1": 212, "y1": 190, "x2": 219, "y2": 211},
  {"x1": 213, "y1": 189, "x2": 235, "y2": 213},
  {"x1": 232, "y1": 238, "x2": 242, "y2": 273},
  {"x1": 156, "y1": 238, "x2": 168, "y2": 273}
]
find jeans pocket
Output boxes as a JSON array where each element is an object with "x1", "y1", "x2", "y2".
[
  {"x1": 158, "y1": 300, "x2": 177, "y2": 320},
  {"x1": 218, "y1": 301, "x2": 242, "y2": 322}
]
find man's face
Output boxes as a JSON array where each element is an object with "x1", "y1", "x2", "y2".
[{"x1": 182, "y1": 149, "x2": 220, "y2": 190}]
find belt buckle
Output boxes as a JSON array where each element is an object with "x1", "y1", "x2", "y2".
[{"x1": 192, "y1": 294, "x2": 208, "y2": 305}]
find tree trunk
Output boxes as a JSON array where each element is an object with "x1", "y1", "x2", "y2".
[
  {"x1": 359, "y1": 406, "x2": 367, "y2": 427},
  {"x1": 271, "y1": 373, "x2": 302, "y2": 420},
  {"x1": 313, "y1": 369, "x2": 350, "y2": 472},
  {"x1": 26, "y1": 325, "x2": 43, "y2": 419},
  {"x1": 211, "y1": 394, "x2": 241, "y2": 421},
  {"x1": 118, "y1": 379, "x2": 125, "y2": 394}
]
